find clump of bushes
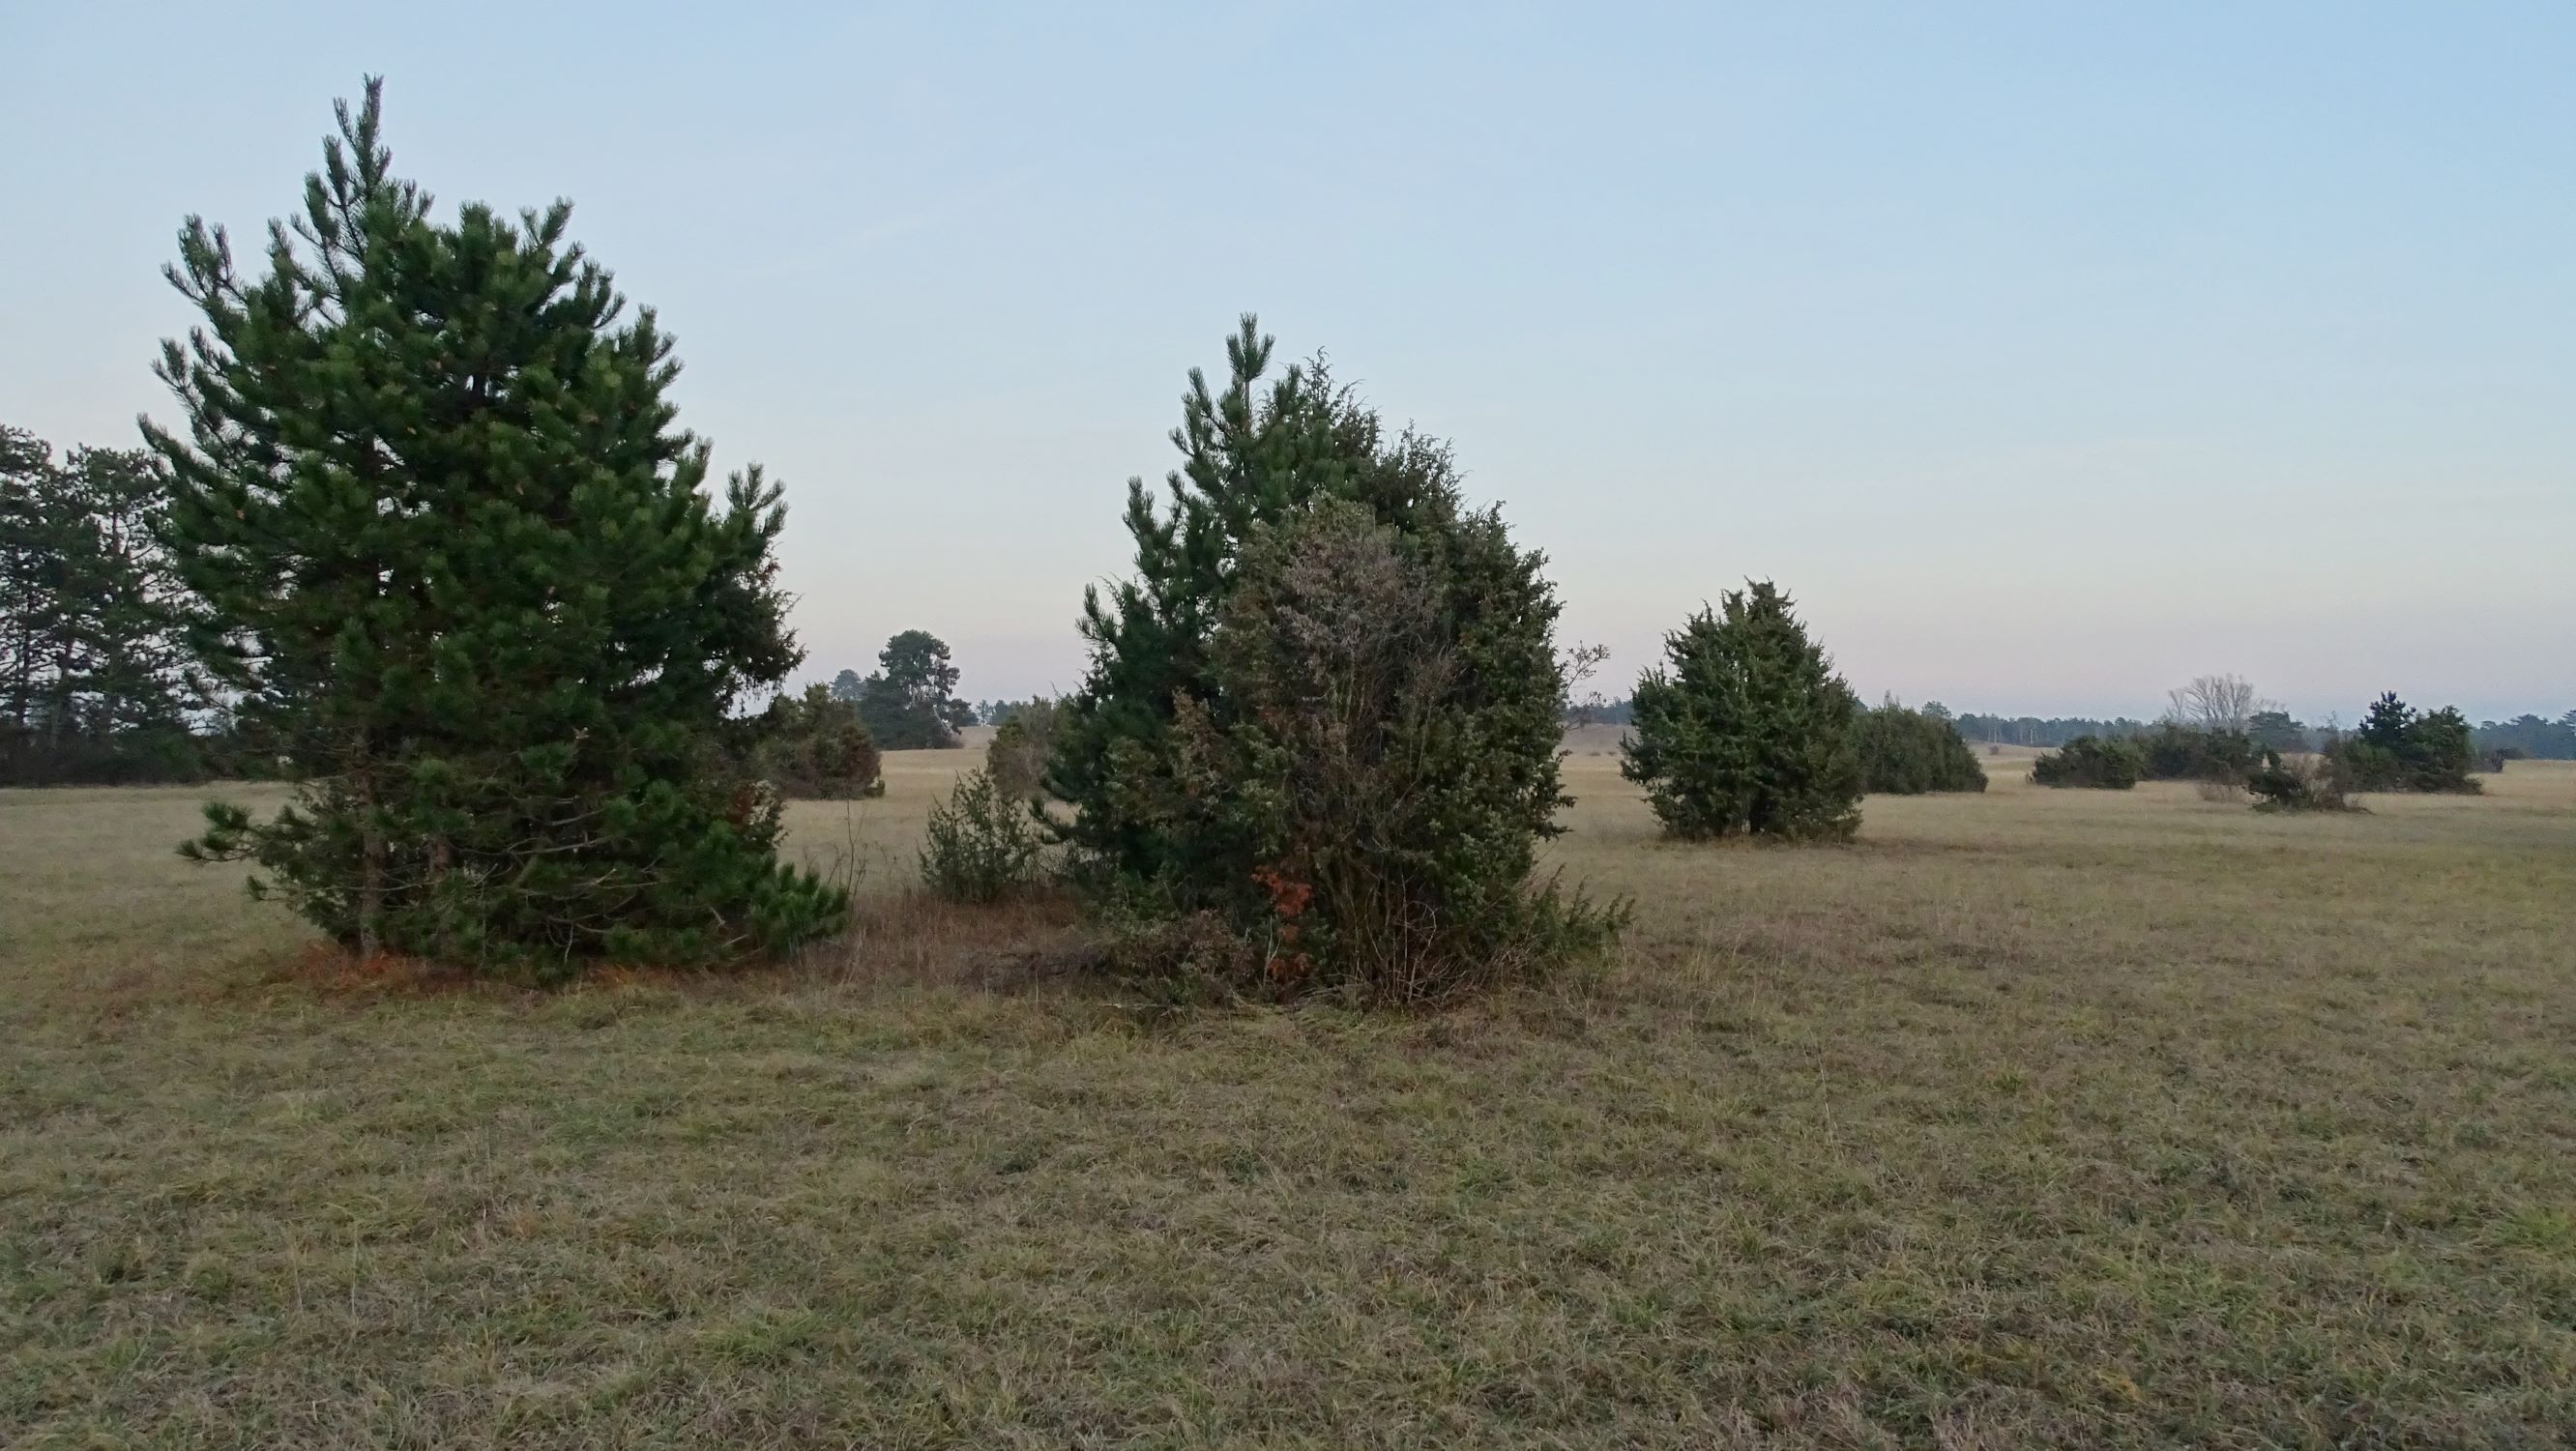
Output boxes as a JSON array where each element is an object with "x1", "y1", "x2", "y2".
[
  {"x1": 1856, "y1": 701, "x2": 1987, "y2": 795},
  {"x1": 742, "y1": 684, "x2": 883, "y2": 799},
  {"x1": 1047, "y1": 318, "x2": 1621, "y2": 1003},
  {"x1": 1622, "y1": 582, "x2": 1862, "y2": 839},
  {"x1": 2030, "y1": 735, "x2": 2144, "y2": 789},
  {"x1": 2133, "y1": 722, "x2": 2257, "y2": 784},
  {"x1": 2246, "y1": 750, "x2": 2362, "y2": 813},
  {"x1": 2334, "y1": 692, "x2": 2479, "y2": 794},
  {"x1": 920, "y1": 768, "x2": 1045, "y2": 902}
]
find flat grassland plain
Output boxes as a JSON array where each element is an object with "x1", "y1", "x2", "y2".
[{"x1": 5, "y1": 744, "x2": 2572, "y2": 1448}]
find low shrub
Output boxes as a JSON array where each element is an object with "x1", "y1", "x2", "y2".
[
  {"x1": 1856, "y1": 701, "x2": 1987, "y2": 794},
  {"x1": 2030, "y1": 735, "x2": 2144, "y2": 790},
  {"x1": 920, "y1": 768, "x2": 1045, "y2": 902},
  {"x1": 2246, "y1": 750, "x2": 2363, "y2": 813}
]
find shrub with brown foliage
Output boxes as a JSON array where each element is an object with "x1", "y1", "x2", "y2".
[
  {"x1": 1146, "y1": 499, "x2": 1621, "y2": 1002},
  {"x1": 1050, "y1": 321, "x2": 1620, "y2": 1004},
  {"x1": 2246, "y1": 750, "x2": 2363, "y2": 813}
]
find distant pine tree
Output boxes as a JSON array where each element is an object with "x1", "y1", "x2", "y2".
[
  {"x1": 1622, "y1": 582, "x2": 1862, "y2": 839},
  {"x1": 152, "y1": 79, "x2": 843, "y2": 972},
  {"x1": 2336, "y1": 692, "x2": 2478, "y2": 793},
  {"x1": 849, "y1": 629, "x2": 974, "y2": 748}
]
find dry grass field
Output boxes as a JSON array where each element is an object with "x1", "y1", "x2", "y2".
[{"x1": 5, "y1": 749, "x2": 2573, "y2": 1447}]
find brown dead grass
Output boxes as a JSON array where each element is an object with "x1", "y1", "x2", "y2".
[{"x1": 3, "y1": 748, "x2": 2573, "y2": 1447}]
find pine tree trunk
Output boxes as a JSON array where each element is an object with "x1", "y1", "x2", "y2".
[{"x1": 354, "y1": 744, "x2": 386, "y2": 960}]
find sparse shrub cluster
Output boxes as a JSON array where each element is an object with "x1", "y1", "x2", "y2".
[
  {"x1": 1855, "y1": 700, "x2": 1987, "y2": 795},
  {"x1": 2030, "y1": 735, "x2": 2145, "y2": 790},
  {"x1": 1046, "y1": 319, "x2": 1622, "y2": 1003},
  {"x1": 1622, "y1": 582, "x2": 1862, "y2": 839},
  {"x1": 123, "y1": 82, "x2": 2539, "y2": 995}
]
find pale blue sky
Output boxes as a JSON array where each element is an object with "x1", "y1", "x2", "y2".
[{"x1": 5, "y1": 2, "x2": 2569, "y2": 721}]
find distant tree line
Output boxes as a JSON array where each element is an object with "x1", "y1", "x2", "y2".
[
  {"x1": 2475, "y1": 712, "x2": 2576, "y2": 761},
  {"x1": 1951, "y1": 712, "x2": 2154, "y2": 747},
  {"x1": 1, "y1": 426, "x2": 220, "y2": 784},
  {"x1": 1954, "y1": 707, "x2": 2574, "y2": 760}
]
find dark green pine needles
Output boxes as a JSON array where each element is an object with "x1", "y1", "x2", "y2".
[
  {"x1": 1623, "y1": 581, "x2": 1864, "y2": 840},
  {"x1": 150, "y1": 78, "x2": 844, "y2": 975}
]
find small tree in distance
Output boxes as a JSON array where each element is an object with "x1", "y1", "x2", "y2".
[
  {"x1": 2167, "y1": 673, "x2": 2269, "y2": 736},
  {"x1": 921, "y1": 767, "x2": 1044, "y2": 902},
  {"x1": 1622, "y1": 581, "x2": 1861, "y2": 840},
  {"x1": 1560, "y1": 641, "x2": 1612, "y2": 727},
  {"x1": 842, "y1": 629, "x2": 974, "y2": 749}
]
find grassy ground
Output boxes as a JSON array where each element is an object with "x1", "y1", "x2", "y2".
[{"x1": 4, "y1": 751, "x2": 2572, "y2": 1447}]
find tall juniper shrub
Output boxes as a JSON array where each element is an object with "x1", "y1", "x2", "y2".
[
  {"x1": 1047, "y1": 317, "x2": 1620, "y2": 1002},
  {"x1": 1621, "y1": 583, "x2": 1863, "y2": 840}
]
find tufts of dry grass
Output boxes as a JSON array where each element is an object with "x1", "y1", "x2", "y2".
[{"x1": 2, "y1": 751, "x2": 2572, "y2": 1447}]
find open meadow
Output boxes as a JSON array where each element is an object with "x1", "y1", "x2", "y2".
[{"x1": 5, "y1": 750, "x2": 2574, "y2": 1447}]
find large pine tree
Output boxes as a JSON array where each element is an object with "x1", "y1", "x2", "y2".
[
  {"x1": 1622, "y1": 581, "x2": 1863, "y2": 840},
  {"x1": 149, "y1": 79, "x2": 843, "y2": 972}
]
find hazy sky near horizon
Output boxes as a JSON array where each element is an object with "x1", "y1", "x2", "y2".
[{"x1": 5, "y1": 2, "x2": 2569, "y2": 722}]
